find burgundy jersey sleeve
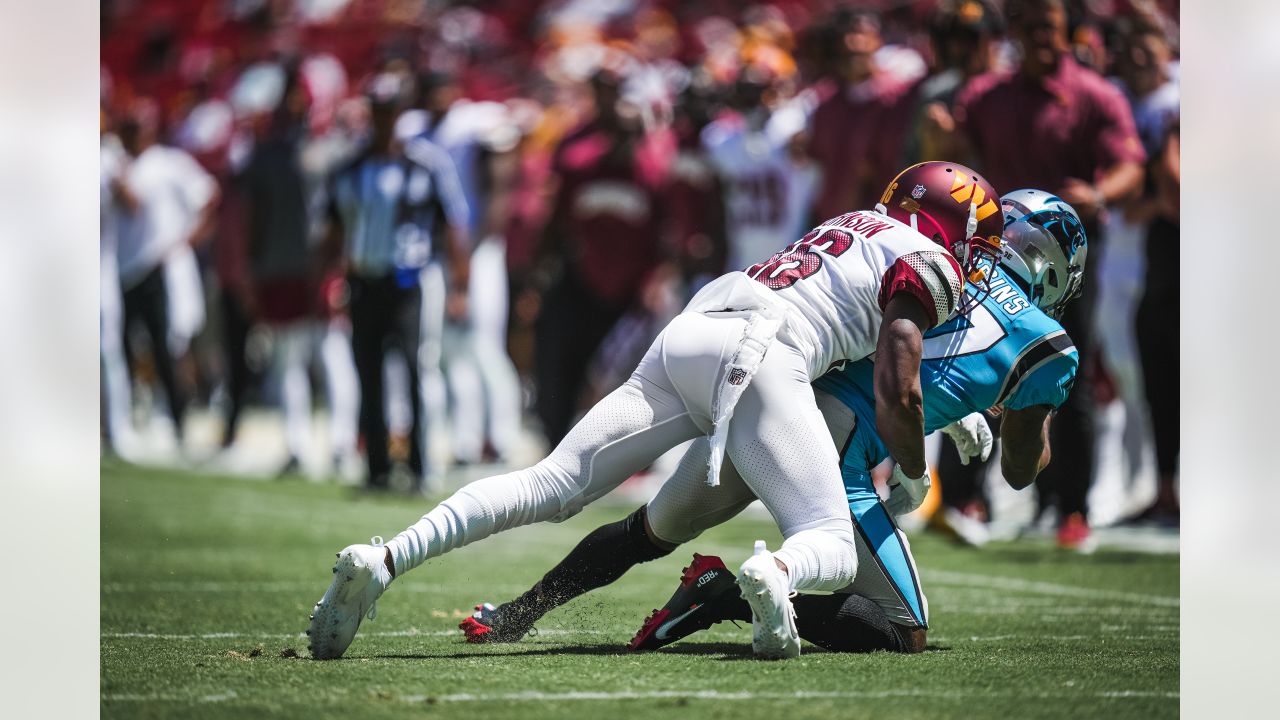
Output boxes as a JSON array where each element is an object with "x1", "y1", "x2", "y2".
[
  {"x1": 877, "y1": 250, "x2": 964, "y2": 329},
  {"x1": 1090, "y1": 80, "x2": 1148, "y2": 173}
]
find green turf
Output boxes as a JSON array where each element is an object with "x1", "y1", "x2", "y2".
[{"x1": 101, "y1": 459, "x2": 1178, "y2": 719}]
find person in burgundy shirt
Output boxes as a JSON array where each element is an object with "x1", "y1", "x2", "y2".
[
  {"x1": 532, "y1": 69, "x2": 672, "y2": 446},
  {"x1": 927, "y1": 0, "x2": 1146, "y2": 550},
  {"x1": 805, "y1": 10, "x2": 920, "y2": 221}
]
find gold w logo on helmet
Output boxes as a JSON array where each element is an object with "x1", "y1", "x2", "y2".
[{"x1": 949, "y1": 171, "x2": 999, "y2": 222}]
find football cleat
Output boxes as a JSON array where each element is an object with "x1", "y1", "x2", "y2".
[
  {"x1": 737, "y1": 540, "x2": 800, "y2": 659},
  {"x1": 459, "y1": 602, "x2": 539, "y2": 644},
  {"x1": 628, "y1": 553, "x2": 741, "y2": 651},
  {"x1": 307, "y1": 537, "x2": 393, "y2": 660}
]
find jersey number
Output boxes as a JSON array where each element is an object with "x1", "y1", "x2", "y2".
[
  {"x1": 734, "y1": 172, "x2": 785, "y2": 226},
  {"x1": 921, "y1": 302, "x2": 1007, "y2": 359},
  {"x1": 747, "y1": 229, "x2": 853, "y2": 290}
]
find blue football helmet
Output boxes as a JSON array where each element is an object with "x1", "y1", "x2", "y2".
[{"x1": 998, "y1": 189, "x2": 1088, "y2": 318}]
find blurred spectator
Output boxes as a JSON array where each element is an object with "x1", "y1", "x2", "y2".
[
  {"x1": 214, "y1": 149, "x2": 255, "y2": 449},
  {"x1": 1115, "y1": 19, "x2": 1179, "y2": 524},
  {"x1": 101, "y1": 109, "x2": 136, "y2": 457},
  {"x1": 665, "y1": 80, "x2": 727, "y2": 291},
  {"x1": 903, "y1": 0, "x2": 1003, "y2": 166},
  {"x1": 398, "y1": 71, "x2": 524, "y2": 466},
  {"x1": 111, "y1": 99, "x2": 221, "y2": 445},
  {"x1": 930, "y1": 0, "x2": 1146, "y2": 549},
  {"x1": 533, "y1": 69, "x2": 672, "y2": 446},
  {"x1": 805, "y1": 9, "x2": 919, "y2": 221},
  {"x1": 237, "y1": 64, "x2": 320, "y2": 476},
  {"x1": 702, "y1": 55, "x2": 818, "y2": 272},
  {"x1": 912, "y1": 0, "x2": 1005, "y2": 545},
  {"x1": 320, "y1": 73, "x2": 471, "y2": 491}
]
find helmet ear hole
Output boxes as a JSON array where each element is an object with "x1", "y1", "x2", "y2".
[{"x1": 1046, "y1": 269, "x2": 1059, "y2": 288}]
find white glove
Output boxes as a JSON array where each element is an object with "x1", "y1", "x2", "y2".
[
  {"x1": 940, "y1": 412, "x2": 993, "y2": 465},
  {"x1": 886, "y1": 464, "x2": 932, "y2": 516}
]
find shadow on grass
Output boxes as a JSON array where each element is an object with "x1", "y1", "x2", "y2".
[
  {"x1": 371, "y1": 640, "x2": 943, "y2": 662},
  {"x1": 372, "y1": 641, "x2": 752, "y2": 660}
]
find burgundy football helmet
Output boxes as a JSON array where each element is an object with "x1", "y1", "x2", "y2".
[{"x1": 877, "y1": 161, "x2": 1005, "y2": 285}]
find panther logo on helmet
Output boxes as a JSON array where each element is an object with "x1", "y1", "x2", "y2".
[{"x1": 997, "y1": 189, "x2": 1088, "y2": 318}]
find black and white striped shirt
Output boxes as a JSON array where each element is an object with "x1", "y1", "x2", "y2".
[{"x1": 329, "y1": 137, "x2": 469, "y2": 276}]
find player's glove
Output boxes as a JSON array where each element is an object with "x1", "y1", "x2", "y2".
[
  {"x1": 885, "y1": 464, "x2": 932, "y2": 516},
  {"x1": 940, "y1": 412, "x2": 993, "y2": 465}
]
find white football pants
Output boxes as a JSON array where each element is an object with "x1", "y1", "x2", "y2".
[
  {"x1": 271, "y1": 322, "x2": 315, "y2": 462},
  {"x1": 320, "y1": 322, "x2": 360, "y2": 460},
  {"x1": 386, "y1": 310, "x2": 857, "y2": 593}
]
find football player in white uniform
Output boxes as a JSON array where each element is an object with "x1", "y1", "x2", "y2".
[{"x1": 306, "y1": 161, "x2": 1005, "y2": 660}]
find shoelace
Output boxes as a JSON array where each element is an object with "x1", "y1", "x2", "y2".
[{"x1": 366, "y1": 536, "x2": 384, "y2": 621}]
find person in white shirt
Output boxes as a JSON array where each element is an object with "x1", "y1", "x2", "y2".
[
  {"x1": 701, "y1": 62, "x2": 819, "y2": 273},
  {"x1": 101, "y1": 115, "x2": 135, "y2": 457},
  {"x1": 111, "y1": 100, "x2": 220, "y2": 442}
]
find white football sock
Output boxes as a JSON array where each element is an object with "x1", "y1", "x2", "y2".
[{"x1": 772, "y1": 526, "x2": 858, "y2": 593}]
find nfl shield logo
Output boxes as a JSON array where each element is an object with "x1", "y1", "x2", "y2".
[
  {"x1": 911, "y1": 184, "x2": 927, "y2": 199},
  {"x1": 728, "y1": 368, "x2": 747, "y2": 385}
]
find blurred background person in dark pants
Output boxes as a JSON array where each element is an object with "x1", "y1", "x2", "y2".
[
  {"x1": 398, "y1": 71, "x2": 524, "y2": 468},
  {"x1": 111, "y1": 99, "x2": 221, "y2": 450},
  {"x1": 926, "y1": 0, "x2": 1146, "y2": 549},
  {"x1": 1116, "y1": 17, "x2": 1180, "y2": 524},
  {"x1": 320, "y1": 72, "x2": 471, "y2": 492},
  {"x1": 238, "y1": 62, "x2": 322, "y2": 476},
  {"x1": 530, "y1": 69, "x2": 671, "y2": 447}
]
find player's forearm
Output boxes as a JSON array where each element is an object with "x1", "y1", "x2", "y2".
[
  {"x1": 875, "y1": 316, "x2": 927, "y2": 478},
  {"x1": 878, "y1": 394, "x2": 926, "y2": 478}
]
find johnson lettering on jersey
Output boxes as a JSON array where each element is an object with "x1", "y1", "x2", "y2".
[{"x1": 738, "y1": 210, "x2": 964, "y2": 378}]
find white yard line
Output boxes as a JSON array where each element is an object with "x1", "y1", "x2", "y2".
[
  {"x1": 408, "y1": 689, "x2": 1180, "y2": 703},
  {"x1": 101, "y1": 581, "x2": 520, "y2": 594},
  {"x1": 102, "y1": 628, "x2": 609, "y2": 641},
  {"x1": 101, "y1": 689, "x2": 1178, "y2": 704},
  {"x1": 922, "y1": 569, "x2": 1179, "y2": 608}
]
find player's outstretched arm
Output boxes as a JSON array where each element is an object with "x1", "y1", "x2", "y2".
[
  {"x1": 874, "y1": 294, "x2": 930, "y2": 478},
  {"x1": 998, "y1": 405, "x2": 1053, "y2": 490}
]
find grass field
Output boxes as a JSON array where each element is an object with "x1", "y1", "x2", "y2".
[{"x1": 101, "y1": 459, "x2": 1178, "y2": 719}]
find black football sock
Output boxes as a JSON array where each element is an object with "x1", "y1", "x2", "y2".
[
  {"x1": 498, "y1": 505, "x2": 673, "y2": 630},
  {"x1": 790, "y1": 592, "x2": 908, "y2": 653}
]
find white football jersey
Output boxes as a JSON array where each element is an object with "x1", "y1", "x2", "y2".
[
  {"x1": 731, "y1": 210, "x2": 963, "y2": 378},
  {"x1": 701, "y1": 116, "x2": 819, "y2": 272}
]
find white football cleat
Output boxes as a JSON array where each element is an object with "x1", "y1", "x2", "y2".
[
  {"x1": 307, "y1": 536, "x2": 393, "y2": 660},
  {"x1": 737, "y1": 540, "x2": 800, "y2": 659}
]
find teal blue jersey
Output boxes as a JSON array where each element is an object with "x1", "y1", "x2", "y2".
[{"x1": 813, "y1": 266, "x2": 1078, "y2": 475}]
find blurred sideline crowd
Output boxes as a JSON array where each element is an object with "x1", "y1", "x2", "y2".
[{"x1": 100, "y1": 0, "x2": 1179, "y2": 550}]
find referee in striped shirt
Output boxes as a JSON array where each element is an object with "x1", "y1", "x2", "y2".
[{"x1": 321, "y1": 73, "x2": 471, "y2": 491}]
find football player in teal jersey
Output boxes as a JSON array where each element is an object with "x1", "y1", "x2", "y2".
[{"x1": 460, "y1": 189, "x2": 1087, "y2": 655}]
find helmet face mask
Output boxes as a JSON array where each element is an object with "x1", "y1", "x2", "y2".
[{"x1": 997, "y1": 189, "x2": 1088, "y2": 318}]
